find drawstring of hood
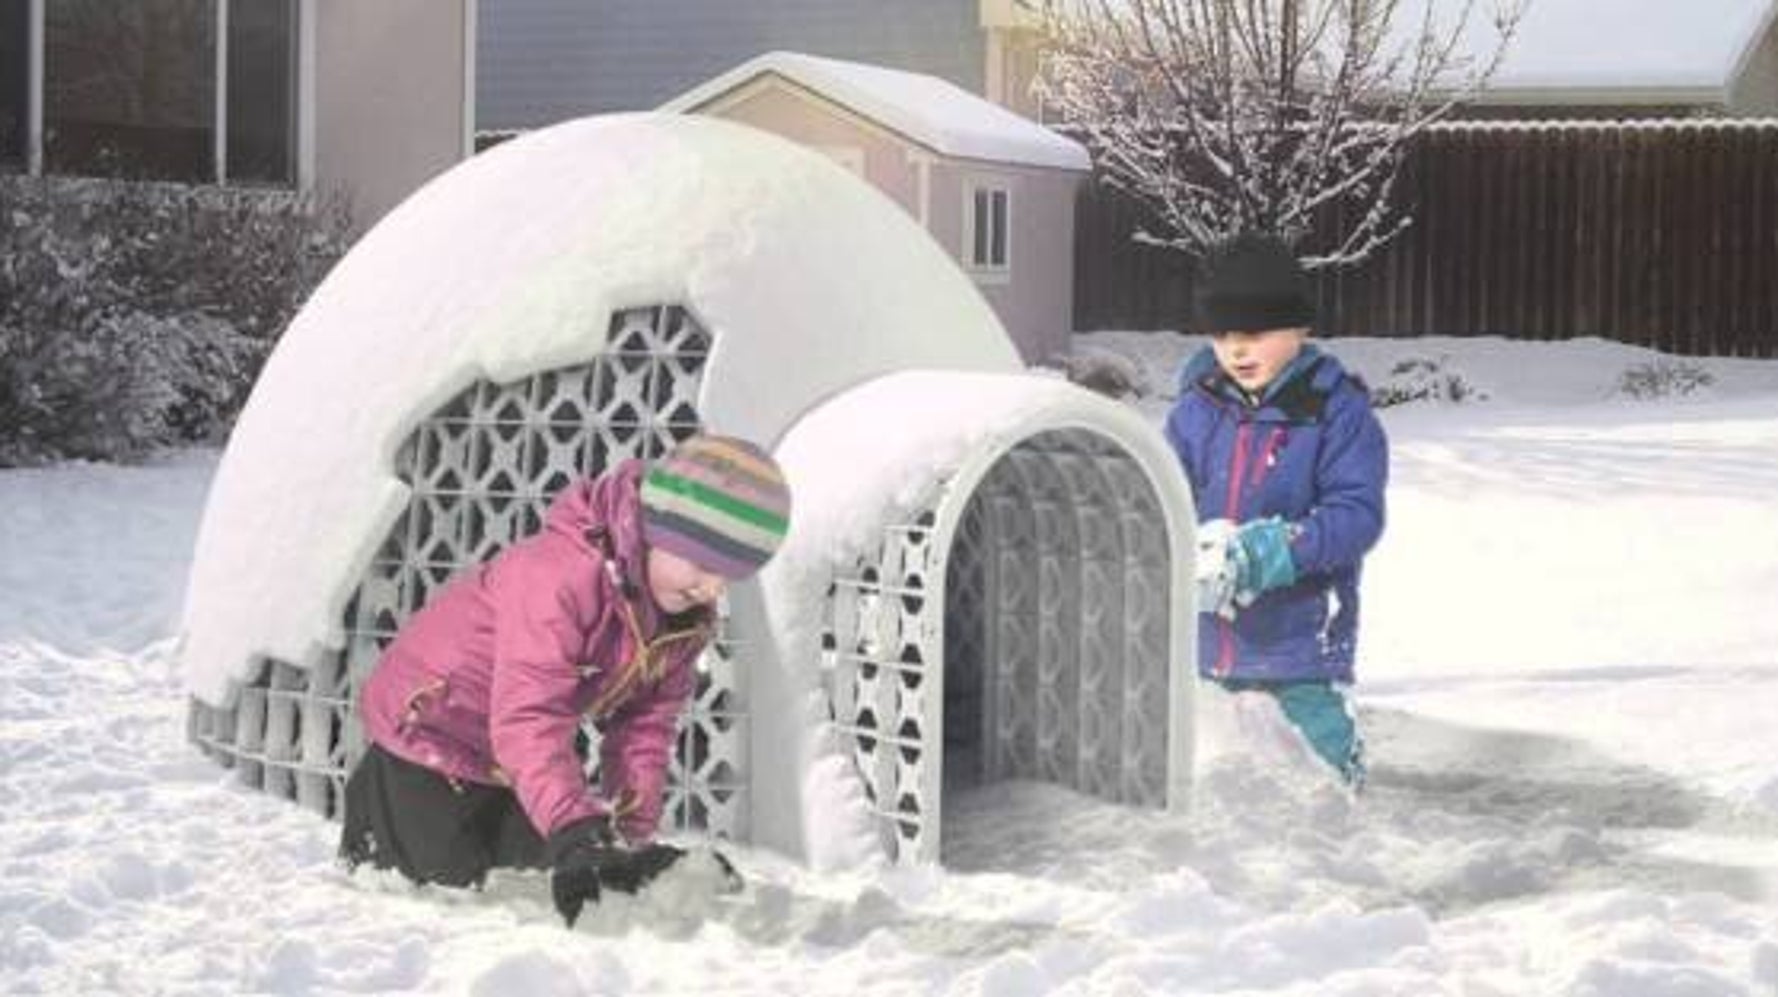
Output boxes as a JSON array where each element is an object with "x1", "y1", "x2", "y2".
[{"x1": 580, "y1": 526, "x2": 710, "y2": 720}]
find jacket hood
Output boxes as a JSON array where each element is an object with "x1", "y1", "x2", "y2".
[{"x1": 542, "y1": 459, "x2": 649, "y2": 598}]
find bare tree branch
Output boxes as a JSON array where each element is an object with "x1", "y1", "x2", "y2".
[{"x1": 1035, "y1": 0, "x2": 1524, "y2": 270}]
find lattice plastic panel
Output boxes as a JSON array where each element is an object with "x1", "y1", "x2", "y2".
[
  {"x1": 825, "y1": 429, "x2": 1174, "y2": 864},
  {"x1": 976, "y1": 434, "x2": 1173, "y2": 807},
  {"x1": 823, "y1": 511, "x2": 945, "y2": 862},
  {"x1": 189, "y1": 306, "x2": 748, "y2": 837}
]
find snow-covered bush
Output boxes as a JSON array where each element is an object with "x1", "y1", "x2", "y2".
[
  {"x1": 1051, "y1": 346, "x2": 1152, "y2": 400},
  {"x1": 1369, "y1": 355, "x2": 1487, "y2": 408},
  {"x1": 0, "y1": 312, "x2": 261, "y2": 465},
  {"x1": 0, "y1": 176, "x2": 349, "y2": 465},
  {"x1": 1615, "y1": 359, "x2": 1715, "y2": 399}
]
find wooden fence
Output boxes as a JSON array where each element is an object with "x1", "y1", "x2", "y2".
[{"x1": 1074, "y1": 120, "x2": 1778, "y2": 357}]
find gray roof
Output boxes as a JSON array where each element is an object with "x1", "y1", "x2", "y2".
[{"x1": 477, "y1": 0, "x2": 985, "y2": 131}]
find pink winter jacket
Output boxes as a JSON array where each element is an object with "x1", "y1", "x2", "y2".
[{"x1": 358, "y1": 460, "x2": 712, "y2": 843}]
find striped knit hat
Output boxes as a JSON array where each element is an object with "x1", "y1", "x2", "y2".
[{"x1": 639, "y1": 435, "x2": 792, "y2": 579}]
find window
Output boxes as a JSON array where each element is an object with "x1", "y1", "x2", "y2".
[
  {"x1": 10, "y1": 0, "x2": 296, "y2": 184},
  {"x1": 226, "y1": 0, "x2": 296, "y2": 184},
  {"x1": 45, "y1": 0, "x2": 216, "y2": 181},
  {"x1": 966, "y1": 182, "x2": 1011, "y2": 274},
  {"x1": 0, "y1": 0, "x2": 28, "y2": 168}
]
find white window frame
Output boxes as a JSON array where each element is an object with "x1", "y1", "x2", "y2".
[
  {"x1": 24, "y1": 0, "x2": 43, "y2": 174},
  {"x1": 963, "y1": 177, "x2": 1013, "y2": 285},
  {"x1": 14, "y1": 0, "x2": 304, "y2": 187}
]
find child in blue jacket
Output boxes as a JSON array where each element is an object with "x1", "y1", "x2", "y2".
[{"x1": 1164, "y1": 232, "x2": 1388, "y2": 787}]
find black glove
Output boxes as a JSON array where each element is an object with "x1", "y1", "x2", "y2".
[
  {"x1": 547, "y1": 817, "x2": 620, "y2": 927},
  {"x1": 600, "y1": 841, "x2": 686, "y2": 893},
  {"x1": 598, "y1": 842, "x2": 746, "y2": 895},
  {"x1": 547, "y1": 822, "x2": 697, "y2": 926}
]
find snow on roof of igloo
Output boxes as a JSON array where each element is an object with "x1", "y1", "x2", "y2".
[{"x1": 179, "y1": 112, "x2": 1021, "y2": 705}]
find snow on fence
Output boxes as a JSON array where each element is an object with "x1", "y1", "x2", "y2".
[{"x1": 1075, "y1": 119, "x2": 1778, "y2": 357}]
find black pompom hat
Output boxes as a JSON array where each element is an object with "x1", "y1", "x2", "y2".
[{"x1": 1193, "y1": 231, "x2": 1317, "y2": 333}]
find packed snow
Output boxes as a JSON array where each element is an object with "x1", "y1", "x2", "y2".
[{"x1": 4, "y1": 334, "x2": 1776, "y2": 994}]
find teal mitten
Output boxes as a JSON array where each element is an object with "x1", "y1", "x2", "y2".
[{"x1": 1232, "y1": 517, "x2": 1299, "y2": 605}]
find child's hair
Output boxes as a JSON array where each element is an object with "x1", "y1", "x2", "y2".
[
  {"x1": 640, "y1": 435, "x2": 792, "y2": 578},
  {"x1": 1194, "y1": 231, "x2": 1316, "y2": 333}
]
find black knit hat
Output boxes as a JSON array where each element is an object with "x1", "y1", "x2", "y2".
[{"x1": 1193, "y1": 231, "x2": 1316, "y2": 333}]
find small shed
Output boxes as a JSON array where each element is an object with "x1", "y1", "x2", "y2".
[{"x1": 660, "y1": 51, "x2": 1092, "y2": 366}]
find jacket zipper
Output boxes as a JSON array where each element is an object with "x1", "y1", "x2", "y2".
[
  {"x1": 1216, "y1": 421, "x2": 1254, "y2": 677},
  {"x1": 586, "y1": 559, "x2": 710, "y2": 718},
  {"x1": 1215, "y1": 421, "x2": 1287, "y2": 678},
  {"x1": 586, "y1": 622, "x2": 707, "y2": 719},
  {"x1": 1252, "y1": 427, "x2": 1283, "y2": 489}
]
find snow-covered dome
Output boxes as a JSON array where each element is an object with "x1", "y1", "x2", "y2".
[
  {"x1": 179, "y1": 112, "x2": 1018, "y2": 707},
  {"x1": 179, "y1": 112, "x2": 1196, "y2": 869}
]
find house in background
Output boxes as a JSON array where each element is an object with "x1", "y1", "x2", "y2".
[
  {"x1": 0, "y1": 0, "x2": 474, "y2": 232},
  {"x1": 476, "y1": 0, "x2": 1045, "y2": 130},
  {"x1": 662, "y1": 52, "x2": 1089, "y2": 364},
  {"x1": 1445, "y1": 0, "x2": 1778, "y2": 118},
  {"x1": 474, "y1": 0, "x2": 1074, "y2": 361}
]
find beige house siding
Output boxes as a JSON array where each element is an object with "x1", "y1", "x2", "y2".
[
  {"x1": 1730, "y1": 25, "x2": 1778, "y2": 114},
  {"x1": 313, "y1": 0, "x2": 470, "y2": 232},
  {"x1": 927, "y1": 162, "x2": 1078, "y2": 363},
  {"x1": 980, "y1": 0, "x2": 1043, "y2": 119},
  {"x1": 692, "y1": 75, "x2": 1083, "y2": 362},
  {"x1": 700, "y1": 78, "x2": 922, "y2": 214}
]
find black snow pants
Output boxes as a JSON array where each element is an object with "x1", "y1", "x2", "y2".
[{"x1": 338, "y1": 743, "x2": 548, "y2": 888}]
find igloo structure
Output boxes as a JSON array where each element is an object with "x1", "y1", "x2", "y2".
[{"x1": 179, "y1": 113, "x2": 1197, "y2": 866}]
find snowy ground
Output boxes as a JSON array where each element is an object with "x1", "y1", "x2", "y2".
[{"x1": 4, "y1": 335, "x2": 1778, "y2": 995}]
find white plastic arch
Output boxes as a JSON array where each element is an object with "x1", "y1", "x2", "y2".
[{"x1": 751, "y1": 370, "x2": 1196, "y2": 865}]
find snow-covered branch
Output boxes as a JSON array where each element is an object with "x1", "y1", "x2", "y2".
[{"x1": 1036, "y1": 0, "x2": 1524, "y2": 269}]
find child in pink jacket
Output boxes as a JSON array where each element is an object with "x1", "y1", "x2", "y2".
[{"x1": 340, "y1": 435, "x2": 792, "y2": 926}]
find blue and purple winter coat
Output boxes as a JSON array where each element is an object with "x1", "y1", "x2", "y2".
[{"x1": 1164, "y1": 344, "x2": 1388, "y2": 684}]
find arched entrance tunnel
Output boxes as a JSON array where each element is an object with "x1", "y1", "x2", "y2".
[{"x1": 822, "y1": 428, "x2": 1190, "y2": 865}]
